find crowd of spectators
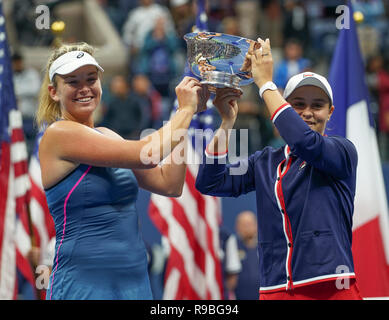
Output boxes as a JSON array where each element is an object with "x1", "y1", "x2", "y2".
[
  {"x1": 10, "y1": 0, "x2": 389, "y2": 161},
  {"x1": 8, "y1": 0, "x2": 389, "y2": 159},
  {"x1": 102, "y1": 0, "x2": 389, "y2": 160}
]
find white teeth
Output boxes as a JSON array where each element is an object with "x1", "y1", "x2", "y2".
[{"x1": 76, "y1": 97, "x2": 92, "y2": 102}]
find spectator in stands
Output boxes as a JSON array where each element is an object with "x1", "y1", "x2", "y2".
[
  {"x1": 178, "y1": 0, "x2": 221, "y2": 47},
  {"x1": 220, "y1": 16, "x2": 240, "y2": 36},
  {"x1": 12, "y1": 52, "x2": 41, "y2": 158},
  {"x1": 366, "y1": 54, "x2": 382, "y2": 130},
  {"x1": 282, "y1": 0, "x2": 310, "y2": 51},
  {"x1": 273, "y1": 38, "x2": 311, "y2": 91},
  {"x1": 234, "y1": 0, "x2": 260, "y2": 41},
  {"x1": 97, "y1": 0, "x2": 137, "y2": 34},
  {"x1": 122, "y1": 0, "x2": 176, "y2": 61},
  {"x1": 366, "y1": 54, "x2": 389, "y2": 161},
  {"x1": 207, "y1": 0, "x2": 236, "y2": 22},
  {"x1": 353, "y1": 0, "x2": 386, "y2": 59},
  {"x1": 12, "y1": 0, "x2": 54, "y2": 46},
  {"x1": 258, "y1": 0, "x2": 283, "y2": 49},
  {"x1": 170, "y1": 0, "x2": 193, "y2": 37},
  {"x1": 234, "y1": 211, "x2": 260, "y2": 300},
  {"x1": 131, "y1": 74, "x2": 163, "y2": 129},
  {"x1": 138, "y1": 16, "x2": 180, "y2": 99},
  {"x1": 219, "y1": 227, "x2": 242, "y2": 300},
  {"x1": 100, "y1": 75, "x2": 148, "y2": 139}
]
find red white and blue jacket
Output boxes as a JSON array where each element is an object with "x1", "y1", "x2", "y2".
[{"x1": 195, "y1": 104, "x2": 358, "y2": 293}]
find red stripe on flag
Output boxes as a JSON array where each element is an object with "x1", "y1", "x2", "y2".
[
  {"x1": 11, "y1": 128, "x2": 25, "y2": 144},
  {"x1": 149, "y1": 144, "x2": 223, "y2": 299},
  {"x1": 13, "y1": 279, "x2": 18, "y2": 300},
  {"x1": 15, "y1": 248, "x2": 35, "y2": 287},
  {"x1": 30, "y1": 178, "x2": 55, "y2": 239},
  {"x1": 185, "y1": 170, "x2": 206, "y2": 220},
  {"x1": 0, "y1": 142, "x2": 11, "y2": 270},
  {"x1": 13, "y1": 161, "x2": 28, "y2": 179},
  {"x1": 149, "y1": 200, "x2": 169, "y2": 236},
  {"x1": 352, "y1": 216, "x2": 389, "y2": 297},
  {"x1": 171, "y1": 199, "x2": 206, "y2": 273},
  {"x1": 185, "y1": 171, "x2": 223, "y2": 298},
  {"x1": 15, "y1": 196, "x2": 30, "y2": 235},
  {"x1": 165, "y1": 247, "x2": 201, "y2": 299},
  {"x1": 32, "y1": 225, "x2": 41, "y2": 248},
  {"x1": 149, "y1": 200, "x2": 201, "y2": 299}
]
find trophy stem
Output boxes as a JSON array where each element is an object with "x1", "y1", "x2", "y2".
[{"x1": 201, "y1": 71, "x2": 242, "y2": 92}]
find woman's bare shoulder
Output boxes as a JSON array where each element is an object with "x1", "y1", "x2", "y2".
[
  {"x1": 94, "y1": 126, "x2": 124, "y2": 140},
  {"x1": 43, "y1": 120, "x2": 89, "y2": 135},
  {"x1": 40, "y1": 120, "x2": 99, "y2": 146}
]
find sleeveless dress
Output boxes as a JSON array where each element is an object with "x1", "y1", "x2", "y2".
[{"x1": 44, "y1": 164, "x2": 153, "y2": 300}]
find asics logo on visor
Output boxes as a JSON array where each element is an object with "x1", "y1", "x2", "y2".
[{"x1": 77, "y1": 52, "x2": 84, "y2": 58}]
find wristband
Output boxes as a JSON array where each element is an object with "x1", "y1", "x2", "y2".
[
  {"x1": 205, "y1": 146, "x2": 228, "y2": 159},
  {"x1": 259, "y1": 81, "x2": 277, "y2": 99}
]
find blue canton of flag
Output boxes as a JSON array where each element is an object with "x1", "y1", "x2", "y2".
[{"x1": 0, "y1": 7, "x2": 17, "y2": 144}]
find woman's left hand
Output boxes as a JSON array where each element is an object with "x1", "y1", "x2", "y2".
[
  {"x1": 213, "y1": 88, "x2": 242, "y2": 123},
  {"x1": 250, "y1": 38, "x2": 274, "y2": 89}
]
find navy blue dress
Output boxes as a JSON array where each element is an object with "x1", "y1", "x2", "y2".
[{"x1": 45, "y1": 164, "x2": 152, "y2": 300}]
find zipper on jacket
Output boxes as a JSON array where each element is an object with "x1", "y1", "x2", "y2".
[{"x1": 275, "y1": 150, "x2": 294, "y2": 291}]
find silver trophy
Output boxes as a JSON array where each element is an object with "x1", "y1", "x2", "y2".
[{"x1": 184, "y1": 32, "x2": 259, "y2": 92}]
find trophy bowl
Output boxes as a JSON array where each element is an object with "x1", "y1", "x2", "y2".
[{"x1": 184, "y1": 32, "x2": 258, "y2": 92}]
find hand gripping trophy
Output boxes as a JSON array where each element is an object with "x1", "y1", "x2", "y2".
[{"x1": 184, "y1": 31, "x2": 261, "y2": 92}]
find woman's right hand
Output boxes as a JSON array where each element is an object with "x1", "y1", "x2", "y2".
[
  {"x1": 176, "y1": 76, "x2": 208, "y2": 114},
  {"x1": 213, "y1": 87, "x2": 242, "y2": 124},
  {"x1": 250, "y1": 38, "x2": 274, "y2": 89}
]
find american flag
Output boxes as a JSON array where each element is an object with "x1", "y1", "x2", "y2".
[
  {"x1": 0, "y1": 3, "x2": 35, "y2": 299},
  {"x1": 28, "y1": 131, "x2": 55, "y2": 268},
  {"x1": 148, "y1": 0, "x2": 224, "y2": 299}
]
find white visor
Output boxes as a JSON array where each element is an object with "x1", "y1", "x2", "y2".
[
  {"x1": 283, "y1": 72, "x2": 333, "y2": 105},
  {"x1": 49, "y1": 51, "x2": 104, "y2": 82}
]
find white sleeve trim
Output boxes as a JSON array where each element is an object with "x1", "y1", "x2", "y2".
[
  {"x1": 272, "y1": 104, "x2": 292, "y2": 123},
  {"x1": 204, "y1": 150, "x2": 228, "y2": 159}
]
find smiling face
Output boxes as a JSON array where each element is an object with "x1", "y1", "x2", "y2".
[
  {"x1": 287, "y1": 85, "x2": 334, "y2": 135},
  {"x1": 48, "y1": 65, "x2": 102, "y2": 125}
]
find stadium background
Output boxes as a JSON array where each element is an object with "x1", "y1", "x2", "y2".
[{"x1": 3, "y1": 0, "x2": 389, "y2": 299}]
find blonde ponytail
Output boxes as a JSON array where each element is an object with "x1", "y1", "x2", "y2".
[{"x1": 35, "y1": 42, "x2": 96, "y2": 129}]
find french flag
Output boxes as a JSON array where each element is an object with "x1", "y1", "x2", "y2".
[{"x1": 327, "y1": 3, "x2": 389, "y2": 298}]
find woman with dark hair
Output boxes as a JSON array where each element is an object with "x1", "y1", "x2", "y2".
[{"x1": 196, "y1": 38, "x2": 362, "y2": 300}]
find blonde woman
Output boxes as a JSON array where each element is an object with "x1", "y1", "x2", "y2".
[{"x1": 37, "y1": 42, "x2": 208, "y2": 299}]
